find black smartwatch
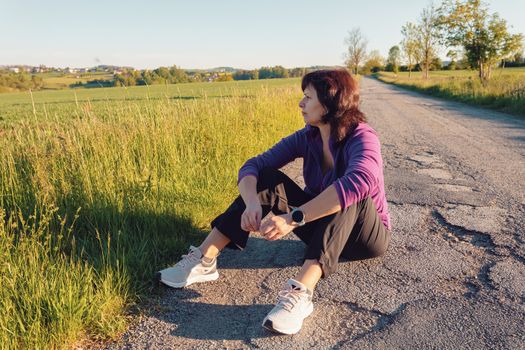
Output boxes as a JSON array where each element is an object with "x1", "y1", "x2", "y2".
[{"x1": 291, "y1": 208, "x2": 306, "y2": 226}]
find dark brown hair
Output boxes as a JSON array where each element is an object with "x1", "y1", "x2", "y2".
[{"x1": 301, "y1": 69, "x2": 366, "y2": 145}]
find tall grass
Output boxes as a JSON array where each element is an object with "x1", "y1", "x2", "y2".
[
  {"x1": 375, "y1": 69, "x2": 525, "y2": 117},
  {"x1": 0, "y1": 83, "x2": 304, "y2": 348}
]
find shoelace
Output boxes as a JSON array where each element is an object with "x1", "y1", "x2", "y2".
[
  {"x1": 175, "y1": 249, "x2": 200, "y2": 268},
  {"x1": 276, "y1": 285, "x2": 308, "y2": 312}
]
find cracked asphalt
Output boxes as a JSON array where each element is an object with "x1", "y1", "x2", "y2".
[{"x1": 100, "y1": 77, "x2": 525, "y2": 350}]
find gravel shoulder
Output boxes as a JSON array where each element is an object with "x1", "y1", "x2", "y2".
[{"x1": 100, "y1": 77, "x2": 525, "y2": 350}]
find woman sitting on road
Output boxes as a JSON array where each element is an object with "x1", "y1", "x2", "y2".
[{"x1": 158, "y1": 69, "x2": 392, "y2": 335}]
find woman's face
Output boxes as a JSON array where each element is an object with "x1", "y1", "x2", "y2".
[{"x1": 299, "y1": 84, "x2": 327, "y2": 127}]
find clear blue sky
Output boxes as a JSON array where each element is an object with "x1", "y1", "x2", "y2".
[{"x1": 1, "y1": 0, "x2": 523, "y2": 70}]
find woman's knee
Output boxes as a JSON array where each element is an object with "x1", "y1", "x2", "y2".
[
  {"x1": 368, "y1": 230, "x2": 391, "y2": 258},
  {"x1": 258, "y1": 167, "x2": 283, "y2": 180},
  {"x1": 257, "y1": 167, "x2": 285, "y2": 189}
]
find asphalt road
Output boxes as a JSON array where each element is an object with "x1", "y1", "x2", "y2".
[{"x1": 101, "y1": 77, "x2": 525, "y2": 350}]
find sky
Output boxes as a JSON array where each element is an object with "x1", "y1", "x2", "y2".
[{"x1": 1, "y1": 0, "x2": 524, "y2": 70}]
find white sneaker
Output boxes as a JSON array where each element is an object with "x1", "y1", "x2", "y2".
[
  {"x1": 158, "y1": 245, "x2": 219, "y2": 288},
  {"x1": 262, "y1": 278, "x2": 314, "y2": 334}
]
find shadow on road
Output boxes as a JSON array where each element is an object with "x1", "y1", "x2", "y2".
[{"x1": 161, "y1": 301, "x2": 276, "y2": 340}]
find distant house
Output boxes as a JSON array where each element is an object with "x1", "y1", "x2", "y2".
[
  {"x1": 31, "y1": 66, "x2": 47, "y2": 73},
  {"x1": 9, "y1": 67, "x2": 19, "y2": 73}
]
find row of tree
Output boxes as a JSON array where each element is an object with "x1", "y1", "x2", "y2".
[
  {"x1": 344, "y1": 0, "x2": 524, "y2": 85},
  {"x1": 0, "y1": 72, "x2": 44, "y2": 92},
  {"x1": 113, "y1": 65, "x2": 311, "y2": 86},
  {"x1": 361, "y1": 49, "x2": 450, "y2": 75},
  {"x1": 113, "y1": 66, "x2": 190, "y2": 87},
  {"x1": 0, "y1": 65, "x2": 325, "y2": 92},
  {"x1": 233, "y1": 66, "x2": 307, "y2": 80}
]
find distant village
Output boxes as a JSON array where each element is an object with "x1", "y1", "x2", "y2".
[
  {"x1": 0, "y1": 64, "x2": 331, "y2": 92},
  {"x1": 1, "y1": 64, "x2": 132, "y2": 75}
]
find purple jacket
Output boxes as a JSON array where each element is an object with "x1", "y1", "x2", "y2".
[{"x1": 237, "y1": 122, "x2": 391, "y2": 231}]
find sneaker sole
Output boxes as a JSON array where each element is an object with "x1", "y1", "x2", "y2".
[
  {"x1": 160, "y1": 271, "x2": 219, "y2": 288},
  {"x1": 262, "y1": 302, "x2": 314, "y2": 335}
]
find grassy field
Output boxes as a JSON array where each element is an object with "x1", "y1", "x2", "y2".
[
  {"x1": 0, "y1": 78, "x2": 300, "y2": 123},
  {"x1": 375, "y1": 68, "x2": 525, "y2": 116},
  {"x1": 35, "y1": 72, "x2": 114, "y2": 90},
  {"x1": 0, "y1": 78, "x2": 304, "y2": 348}
]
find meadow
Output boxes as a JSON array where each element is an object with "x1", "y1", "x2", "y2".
[
  {"x1": 0, "y1": 78, "x2": 304, "y2": 349},
  {"x1": 36, "y1": 72, "x2": 114, "y2": 90},
  {"x1": 0, "y1": 78, "x2": 300, "y2": 123},
  {"x1": 375, "y1": 67, "x2": 525, "y2": 116}
]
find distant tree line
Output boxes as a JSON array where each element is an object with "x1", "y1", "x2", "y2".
[
  {"x1": 113, "y1": 66, "x2": 190, "y2": 87},
  {"x1": 0, "y1": 71, "x2": 44, "y2": 92},
  {"x1": 0, "y1": 64, "x2": 337, "y2": 92},
  {"x1": 232, "y1": 66, "x2": 306, "y2": 80},
  {"x1": 112, "y1": 65, "x2": 311, "y2": 86}
]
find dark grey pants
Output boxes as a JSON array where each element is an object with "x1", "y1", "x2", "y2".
[{"x1": 210, "y1": 167, "x2": 391, "y2": 278}]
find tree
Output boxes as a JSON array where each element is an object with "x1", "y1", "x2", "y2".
[
  {"x1": 272, "y1": 65, "x2": 289, "y2": 78},
  {"x1": 446, "y1": 49, "x2": 458, "y2": 70},
  {"x1": 500, "y1": 31, "x2": 524, "y2": 68},
  {"x1": 439, "y1": 0, "x2": 524, "y2": 84},
  {"x1": 387, "y1": 45, "x2": 402, "y2": 73},
  {"x1": 457, "y1": 50, "x2": 472, "y2": 69},
  {"x1": 258, "y1": 67, "x2": 272, "y2": 79},
  {"x1": 30, "y1": 75, "x2": 44, "y2": 89},
  {"x1": 401, "y1": 22, "x2": 421, "y2": 78},
  {"x1": 140, "y1": 70, "x2": 154, "y2": 85},
  {"x1": 154, "y1": 67, "x2": 170, "y2": 82},
  {"x1": 257, "y1": 66, "x2": 289, "y2": 79},
  {"x1": 362, "y1": 50, "x2": 385, "y2": 74},
  {"x1": 430, "y1": 57, "x2": 443, "y2": 70},
  {"x1": 344, "y1": 27, "x2": 368, "y2": 74},
  {"x1": 233, "y1": 70, "x2": 259, "y2": 80},
  {"x1": 169, "y1": 65, "x2": 189, "y2": 83},
  {"x1": 417, "y1": 3, "x2": 442, "y2": 79},
  {"x1": 250, "y1": 70, "x2": 259, "y2": 79},
  {"x1": 216, "y1": 73, "x2": 233, "y2": 82},
  {"x1": 513, "y1": 51, "x2": 524, "y2": 64},
  {"x1": 289, "y1": 67, "x2": 306, "y2": 77}
]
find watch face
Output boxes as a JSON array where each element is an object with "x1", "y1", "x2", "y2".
[{"x1": 292, "y1": 209, "x2": 304, "y2": 223}]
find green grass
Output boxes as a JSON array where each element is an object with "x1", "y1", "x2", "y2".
[
  {"x1": 375, "y1": 68, "x2": 525, "y2": 116},
  {"x1": 0, "y1": 78, "x2": 301, "y2": 124},
  {"x1": 39, "y1": 73, "x2": 114, "y2": 90},
  {"x1": 0, "y1": 78, "x2": 304, "y2": 349}
]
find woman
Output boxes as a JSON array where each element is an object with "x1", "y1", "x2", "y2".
[{"x1": 158, "y1": 69, "x2": 392, "y2": 335}]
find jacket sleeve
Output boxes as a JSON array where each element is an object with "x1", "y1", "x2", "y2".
[
  {"x1": 237, "y1": 130, "x2": 303, "y2": 185},
  {"x1": 333, "y1": 131, "x2": 381, "y2": 209}
]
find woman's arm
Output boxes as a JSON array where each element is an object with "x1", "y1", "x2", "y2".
[
  {"x1": 260, "y1": 130, "x2": 381, "y2": 240},
  {"x1": 238, "y1": 174, "x2": 258, "y2": 205},
  {"x1": 297, "y1": 184, "x2": 341, "y2": 223},
  {"x1": 238, "y1": 174, "x2": 263, "y2": 232},
  {"x1": 259, "y1": 184, "x2": 341, "y2": 240},
  {"x1": 236, "y1": 129, "x2": 305, "y2": 233},
  {"x1": 237, "y1": 130, "x2": 304, "y2": 186},
  {"x1": 333, "y1": 131, "x2": 381, "y2": 210}
]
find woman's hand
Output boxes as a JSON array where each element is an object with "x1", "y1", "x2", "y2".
[
  {"x1": 241, "y1": 201, "x2": 263, "y2": 232},
  {"x1": 259, "y1": 213, "x2": 297, "y2": 241}
]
